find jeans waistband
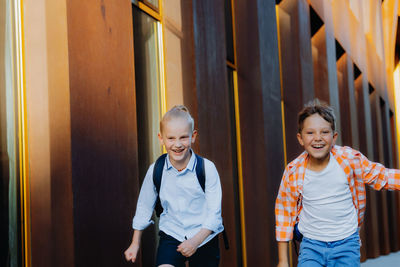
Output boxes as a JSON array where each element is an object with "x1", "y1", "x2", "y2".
[{"x1": 302, "y1": 231, "x2": 359, "y2": 247}]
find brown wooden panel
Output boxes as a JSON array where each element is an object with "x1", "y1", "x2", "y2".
[
  {"x1": 354, "y1": 76, "x2": 368, "y2": 261},
  {"x1": 370, "y1": 91, "x2": 391, "y2": 256},
  {"x1": 337, "y1": 55, "x2": 353, "y2": 147},
  {"x1": 380, "y1": 101, "x2": 399, "y2": 252},
  {"x1": 365, "y1": 188, "x2": 381, "y2": 258},
  {"x1": 390, "y1": 112, "x2": 398, "y2": 169},
  {"x1": 312, "y1": 26, "x2": 330, "y2": 103},
  {"x1": 376, "y1": 98, "x2": 391, "y2": 256},
  {"x1": 359, "y1": 88, "x2": 380, "y2": 258},
  {"x1": 354, "y1": 76, "x2": 380, "y2": 259},
  {"x1": 66, "y1": 0, "x2": 139, "y2": 266},
  {"x1": 355, "y1": 77, "x2": 367, "y2": 155},
  {"x1": 192, "y1": 0, "x2": 241, "y2": 266},
  {"x1": 278, "y1": 0, "x2": 315, "y2": 162},
  {"x1": 235, "y1": 1, "x2": 284, "y2": 266},
  {"x1": 181, "y1": 0, "x2": 198, "y2": 152},
  {"x1": 45, "y1": 1, "x2": 75, "y2": 265},
  {"x1": 25, "y1": 1, "x2": 75, "y2": 266},
  {"x1": 389, "y1": 112, "x2": 400, "y2": 251}
]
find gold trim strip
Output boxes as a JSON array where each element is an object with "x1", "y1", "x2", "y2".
[
  {"x1": 158, "y1": 0, "x2": 167, "y2": 116},
  {"x1": 158, "y1": 0, "x2": 167, "y2": 155},
  {"x1": 228, "y1": 1, "x2": 247, "y2": 265},
  {"x1": 156, "y1": 22, "x2": 166, "y2": 116},
  {"x1": 275, "y1": 6, "x2": 287, "y2": 166},
  {"x1": 14, "y1": 0, "x2": 31, "y2": 266},
  {"x1": 275, "y1": 5, "x2": 291, "y2": 266},
  {"x1": 138, "y1": 1, "x2": 161, "y2": 21},
  {"x1": 142, "y1": 0, "x2": 160, "y2": 13},
  {"x1": 226, "y1": 60, "x2": 235, "y2": 70},
  {"x1": 393, "y1": 65, "x2": 400, "y2": 168},
  {"x1": 233, "y1": 71, "x2": 248, "y2": 267}
]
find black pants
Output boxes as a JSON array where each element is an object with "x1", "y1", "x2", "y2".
[{"x1": 155, "y1": 231, "x2": 220, "y2": 267}]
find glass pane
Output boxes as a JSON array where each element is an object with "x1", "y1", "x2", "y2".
[
  {"x1": 143, "y1": 0, "x2": 159, "y2": 10},
  {"x1": 1, "y1": 1, "x2": 21, "y2": 266},
  {"x1": 225, "y1": 0, "x2": 235, "y2": 64},
  {"x1": 133, "y1": 6, "x2": 162, "y2": 178},
  {"x1": 132, "y1": 6, "x2": 163, "y2": 266}
]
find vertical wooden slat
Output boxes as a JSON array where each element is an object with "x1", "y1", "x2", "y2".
[
  {"x1": 312, "y1": 26, "x2": 330, "y2": 103},
  {"x1": 235, "y1": 0, "x2": 284, "y2": 265},
  {"x1": 389, "y1": 112, "x2": 400, "y2": 251},
  {"x1": 369, "y1": 91, "x2": 391, "y2": 256},
  {"x1": 358, "y1": 84, "x2": 380, "y2": 258},
  {"x1": 337, "y1": 55, "x2": 359, "y2": 148},
  {"x1": 278, "y1": 0, "x2": 314, "y2": 162},
  {"x1": 192, "y1": 0, "x2": 240, "y2": 266},
  {"x1": 380, "y1": 100, "x2": 399, "y2": 252},
  {"x1": 337, "y1": 54, "x2": 353, "y2": 147},
  {"x1": 354, "y1": 75, "x2": 368, "y2": 260},
  {"x1": 66, "y1": 0, "x2": 139, "y2": 266},
  {"x1": 46, "y1": 0, "x2": 74, "y2": 265},
  {"x1": 25, "y1": 0, "x2": 75, "y2": 266}
]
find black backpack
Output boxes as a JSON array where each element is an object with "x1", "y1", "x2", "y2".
[{"x1": 152, "y1": 153, "x2": 229, "y2": 249}]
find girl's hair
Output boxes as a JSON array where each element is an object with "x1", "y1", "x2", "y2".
[
  {"x1": 160, "y1": 105, "x2": 194, "y2": 133},
  {"x1": 298, "y1": 99, "x2": 336, "y2": 133}
]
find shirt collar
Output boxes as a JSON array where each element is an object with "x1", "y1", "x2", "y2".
[
  {"x1": 165, "y1": 149, "x2": 196, "y2": 172},
  {"x1": 295, "y1": 145, "x2": 340, "y2": 170}
]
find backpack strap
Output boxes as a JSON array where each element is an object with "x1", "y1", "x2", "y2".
[
  {"x1": 153, "y1": 153, "x2": 167, "y2": 217},
  {"x1": 152, "y1": 153, "x2": 229, "y2": 249},
  {"x1": 195, "y1": 154, "x2": 205, "y2": 192}
]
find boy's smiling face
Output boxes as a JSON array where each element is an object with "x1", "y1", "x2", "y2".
[
  {"x1": 158, "y1": 117, "x2": 197, "y2": 170},
  {"x1": 297, "y1": 113, "x2": 338, "y2": 169}
]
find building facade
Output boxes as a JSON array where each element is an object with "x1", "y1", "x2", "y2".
[{"x1": 2, "y1": 0, "x2": 400, "y2": 266}]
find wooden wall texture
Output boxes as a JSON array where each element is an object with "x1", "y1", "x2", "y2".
[
  {"x1": 25, "y1": 0, "x2": 400, "y2": 266},
  {"x1": 66, "y1": 0, "x2": 139, "y2": 266}
]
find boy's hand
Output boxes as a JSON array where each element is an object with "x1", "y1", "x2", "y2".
[
  {"x1": 177, "y1": 238, "x2": 199, "y2": 257},
  {"x1": 124, "y1": 243, "x2": 140, "y2": 263},
  {"x1": 177, "y1": 228, "x2": 211, "y2": 257}
]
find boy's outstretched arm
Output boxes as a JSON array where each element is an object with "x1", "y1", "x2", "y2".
[
  {"x1": 177, "y1": 228, "x2": 212, "y2": 257},
  {"x1": 277, "y1": 241, "x2": 289, "y2": 267},
  {"x1": 124, "y1": 230, "x2": 142, "y2": 263}
]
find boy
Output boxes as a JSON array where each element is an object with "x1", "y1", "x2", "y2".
[
  {"x1": 275, "y1": 99, "x2": 400, "y2": 266},
  {"x1": 124, "y1": 105, "x2": 224, "y2": 267}
]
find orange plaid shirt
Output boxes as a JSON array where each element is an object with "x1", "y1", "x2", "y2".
[{"x1": 275, "y1": 145, "x2": 400, "y2": 241}]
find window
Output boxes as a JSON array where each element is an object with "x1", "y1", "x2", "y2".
[
  {"x1": 132, "y1": 1, "x2": 165, "y2": 179},
  {"x1": 1, "y1": 0, "x2": 28, "y2": 266}
]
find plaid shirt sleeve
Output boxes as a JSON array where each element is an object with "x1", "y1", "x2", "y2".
[
  {"x1": 357, "y1": 151, "x2": 400, "y2": 191},
  {"x1": 275, "y1": 166, "x2": 298, "y2": 241}
]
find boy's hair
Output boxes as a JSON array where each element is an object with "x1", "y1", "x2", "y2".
[
  {"x1": 298, "y1": 99, "x2": 336, "y2": 133},
  {"x1": 160, "y1": 105, "x2": 194, "y2": 133}
]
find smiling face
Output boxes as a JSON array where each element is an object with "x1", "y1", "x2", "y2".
[
  {"x1": 158, "y1": 117, "x2": 197, "y2": 170},
  {"x1": 297, "y1": 113, "x2": 338, "y2": 169}
]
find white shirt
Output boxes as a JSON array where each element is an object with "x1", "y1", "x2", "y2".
[
  {"x1": 298, "y1": 153, "x2": 358, "y2": 242},
  {"x1": 132, "y1": 152, "x2": 224, "y2": 246}
]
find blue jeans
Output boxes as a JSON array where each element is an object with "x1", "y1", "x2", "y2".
[{"x1": 298, "y1": 231, "x2": 360, "y2": 267}]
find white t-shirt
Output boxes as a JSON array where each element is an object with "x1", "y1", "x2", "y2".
[{"x1": 298, "y1": 153, "x2": 358, "y2": 242}]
